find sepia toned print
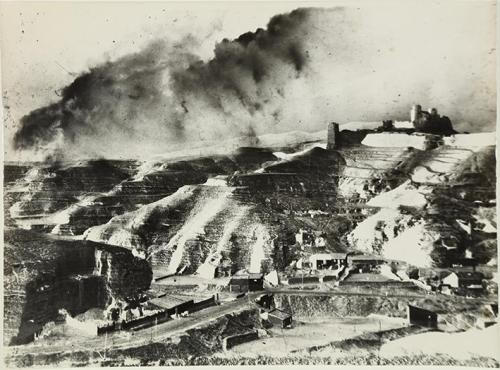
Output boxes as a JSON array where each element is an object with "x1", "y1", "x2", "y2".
[{"x1": 1, "y1": 1, "x2": 498, "y2": 367}]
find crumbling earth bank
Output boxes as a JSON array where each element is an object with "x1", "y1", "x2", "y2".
[
  {"x1": 274, "y1": 294, "x2": 489, "y2": 322},
  {"x1": 4, "y1": 229, "x2": 152, "y2": 346}
]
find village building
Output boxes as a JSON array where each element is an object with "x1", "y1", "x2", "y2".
[
  {"x1": 441, "y1": 272, "x2": 459, "y2": 289},
  {"x1": 407, "y1": 305, "x2": 439, "y2": 329},
  {"x1": 407, "y1": 305, "x2": 443, "y2": 329},
  {"x1": 255, "y1": 293, "x2": 275, "y2": 310},
  {"x1": 229, "y1": 272, "x2": 264, "y2": 292},
  {"x1": 407, "y1": 302, "x2": 494, "y2": 332},
  {"x1": 314, "y1": 235, "x2": 327, "y2": 248},
  {"x1": 440, "y1": 285, "x2": 453, "y2": 295},
  {"x1": 295, "y1": 228, "x2": 323, "y2": 249},
  {"x1": 347, "y1": 254, "x2": 387, "y2": 272},
  {"x1": 264, "y1": 270, "x2": 279, "y2": 286},
  {"x1": 268, "y1": 308, "x2": 293, "y2": 328},
  {"x1": 452, "y1": 257, "x2": 478, "y2": 269},
  {"x1": 296, "y1": 258, "x2": 313, "y2": 270},
  {"x1": 407, "y1": 302, "x2": 469, "y2": 331},
  {"x1": 490, "y1": 304, "x2": 498, "y2": 317},
  {"x1": 309, "y1": 253, "x2": 347, "y2": 270},
  {"x1": 457, "y1": 271, "x2": 484, "y2": 291}
]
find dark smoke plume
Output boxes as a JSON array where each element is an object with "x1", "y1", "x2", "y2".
[
  {"x1": 14, "y1": 39, "x2": 199, "y2": 159},
  {"x1": 14, "y1": 9, "x2": 314, "y2": 159},
  {"x1": 12, "y1": 6, "x2": 496, "y2": 160}
]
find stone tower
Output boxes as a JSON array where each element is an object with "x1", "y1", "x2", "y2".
[
  {"x1": 327, "y1": 122, "x2": 340, "y2": 150},
  {"x1": 410, "y1": 104, "x2": 422, "y2": 124}
]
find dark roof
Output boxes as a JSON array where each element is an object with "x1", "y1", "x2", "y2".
[
  {"x1": 348, "y1": 254, "x2": 386, "y2": 262},
  {"x1": 408, "y1": 303, "x2": 447, "y2": 314},
  {"x1": 237, "y1": 172, "x2": 299, "y2": 178},
  {"x1": 269, "y1": 308, "x2": 292, "y2": 320},
  {"x1": 229, "y1": 277, "x2": 249, "y2": 283},
  {"x1": 457, "y1": 271, "x2": 484, "y2": 281},
  {"x1": 310, "y1": 253, "x2": 347, "y2": 260},
  {"x1": 438, "y1": 270, "x2": 456, "y2": 279},
  {"x1": 230, "y1": 273, "x2": 263, "y2": 281},
  {"x1": 454, "y1": 258, "x2": 478, "y2": 266},
  {"x1": 457, "y1": 271, "x2": 484, "y2": 279}
]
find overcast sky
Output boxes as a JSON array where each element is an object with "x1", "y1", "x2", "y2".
[
  {"x1": 1, "y1": 2, "x2": 302, "y2": 144},
  {"x1": 1, "y1": 1, "x2": 496, "y2": 160}
]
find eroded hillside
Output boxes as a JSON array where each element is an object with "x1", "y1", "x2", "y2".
[
  {"x1": 4, "y1": 130, "x2": 497, "y2": 347},
  {"x1": 5, "y1": 131, "x2": 496, "y2": 273}
]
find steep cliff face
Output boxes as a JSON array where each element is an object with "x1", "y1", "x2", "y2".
[
  {"x1": 3, "y1": 229, "x2": 152, "y2": 345},
  {"x1": 93, "y1": 246, "x2": 152, "y2": 300}
]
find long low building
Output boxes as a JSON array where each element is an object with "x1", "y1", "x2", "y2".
[
  {"x1": 309, "y1": 253, "x2": 347, "y2": 270},
  {"x1": 229, "y1": 273, "x2": 264, "y2": 292},
  {"x1": 347, "y1": 254, "x2": 387, "y2": 269}
]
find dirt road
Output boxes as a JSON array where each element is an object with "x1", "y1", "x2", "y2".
[
  {"x1": 5, "y1": 288, "x2": 496, "y2": 360},
  {"x1": 6, "y1": 293, "x2": 260, "y2": 359}
]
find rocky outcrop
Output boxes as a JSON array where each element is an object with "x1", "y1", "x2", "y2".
[{"x1": 3, "y1": 229, "x2": 152, "y2": 345}]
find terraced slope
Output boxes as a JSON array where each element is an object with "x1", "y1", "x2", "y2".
[
  {"x1": 348, "y1": 142, "x2": 496, "y2": 267},
  {"x1": 5, "y1": 131, "x2": 497, "y2": 277}
]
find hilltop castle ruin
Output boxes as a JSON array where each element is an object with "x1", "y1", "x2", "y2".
[{"x1": 327, "y1": 104, "x2": 456, "y2": 150}]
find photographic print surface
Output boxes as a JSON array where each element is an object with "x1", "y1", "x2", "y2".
[{"x1": 1, "y1": 0, "x2": 499, "y2": 367}]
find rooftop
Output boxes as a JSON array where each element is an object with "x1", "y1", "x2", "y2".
[
  {"x1": 348, "y1": 254, "x2": 386, "y2": 261},
  {"x1": 309, "y1": 253, "x2": 347, "y2": 260},
  {"x1": 230, "y1": 272, "x2": 263, "y2": 280},
  {"x1": 269, "y1": 308, "x2": 292, "y2": 320}
]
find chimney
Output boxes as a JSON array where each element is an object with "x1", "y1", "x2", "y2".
[{"x1": 327, "y1": 122, "x2": 340, "y2": 150}]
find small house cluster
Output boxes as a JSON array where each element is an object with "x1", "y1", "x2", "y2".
[
  {"x1": 415, "y1": 269, "x2": 487, "y2": 296},
  {"x1": 286, "y1": 249, "x2": 407, "y2": 286},
  {"x1": 295, "y1": 228, "x2": 327, "y2": 249}
]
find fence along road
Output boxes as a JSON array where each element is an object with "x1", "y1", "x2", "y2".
[
  {"x1": 6, "y1": 289, "x2": 496, "y2": 359},
  {"x1": 6, "y1": 293, "x2": 261, "y2": 358}
]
